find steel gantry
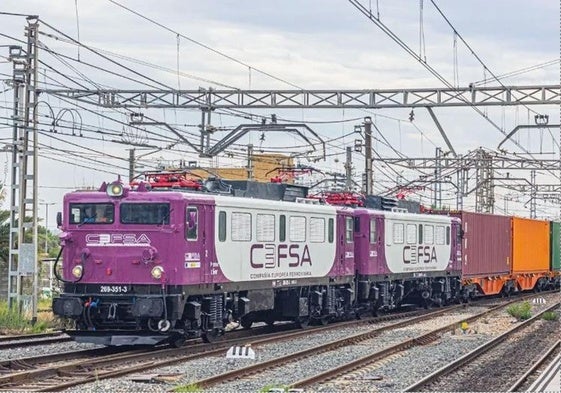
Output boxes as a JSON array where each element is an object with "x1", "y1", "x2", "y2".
[
  {"x1": 39, "y1": 85, "x2": 561, "y2": 109},
  {"x1": 378, "y1": 148, "x2": 561, "y2": 215}
]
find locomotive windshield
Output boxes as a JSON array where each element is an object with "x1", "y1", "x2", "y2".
[
  {"x1": 120, "y1": 203, "x2": 170, "y2": 225},
  {"x1": 70, "y1": 203, "x2": 114, "y2": 224}
]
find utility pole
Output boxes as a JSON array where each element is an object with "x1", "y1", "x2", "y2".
[
  {"x1": 345, "y1": 146, "x2": 353, "y2": 191},
  {"x1": 8, "y1": 17, "x2": 40, "y2": 324},
  {"x1": 530, "y1": 170, "x2": 537, "y2": 218},
  {"x1": 364, "y1": 117, "x2": 373, "y2": 195},
  {"x1": 128, "y1": 148, "x2": 135, "y2": 182},
  {"x1": 433, "y1": 147, "x2": 442, "y2": 209},
  {"x1": 247, "y1": 144, "x2": 253, "y2": 180}
]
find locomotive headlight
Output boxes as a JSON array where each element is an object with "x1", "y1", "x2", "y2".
[
  {"x1": 107, "y1": 183, "x2": 124, "y2": 197},
  {"x1": 72, "y1": 265, "x2": 83, "y2": 278},
  {"x1": 151, "y1": 266, "x2": 164, "y2": 279}
]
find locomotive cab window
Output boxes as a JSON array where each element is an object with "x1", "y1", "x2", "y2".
[
  {"x1": 446, "y1": 226, "x2": 450, "y2": 245},
  {"x1": 120, "y1": 203, "x2": 170, "y2": 225},
  {"x1": 328, "y1": 218, "x2": 334, "y2": 243},
  {"x1": 186, "y1": 207, "x2": 198, "y2": 240},
  {"x1": 70, "y1": 203, "x2": 114, "y2": 224},
  {"x1": 345, "y1": 217, "x2": 353, "y2": 243},
  {"x1": 369, "y1": 219, "x2": 377, "y2": 244}
]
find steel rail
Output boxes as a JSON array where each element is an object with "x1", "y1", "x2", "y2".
[
  {"x1": 402, "y1": 302, "x2": 560, "y2": 391},
  {"x1": 506, "y1": 339, "x2": 560, "y2": 392}
]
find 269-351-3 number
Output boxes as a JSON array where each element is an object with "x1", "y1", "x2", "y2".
[{"x1": 99, "y1": 285, "x2": 128, "y2": 293}]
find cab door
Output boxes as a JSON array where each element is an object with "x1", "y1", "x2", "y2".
[
  {"x1": 184, "y1": 203, "x2": 213, "y2": 284},
  {"x1": 337, "y1": 212, "x2": 354, "y2": 276}
]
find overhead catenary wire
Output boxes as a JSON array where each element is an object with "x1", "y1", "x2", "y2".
[{"x1": 107, "y1": 0, "x2": 305, "y2": 90}]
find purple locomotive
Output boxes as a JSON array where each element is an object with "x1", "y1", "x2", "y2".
[{"x1": 53, "y1": 179, "x2": 460, "y2": 346}]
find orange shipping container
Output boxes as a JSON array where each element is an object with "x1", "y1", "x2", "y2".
[{"x1": 511, "y1": 217, "x2": 550, "y2": 273}]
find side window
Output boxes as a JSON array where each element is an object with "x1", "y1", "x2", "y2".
[
  {"x1": 436, "y1": 226, "x2": 445, "y2": 245},
  {"x1": 218, "y1": 211, "x2": 226, "y2": 242},
  {"x1": 232, "y1": 212, "x2": 252, "y2": 241},
  {"x1": 328, "y1": 218, "x2": 334, "y2": 243},
  {"x1": 310, "y1": 217, "x2": 325, "y2": 243},
  {"x1": 446, "y1": 226, "x2": 450, "y2": 245},
  {"x1": 354, "y1": 217, "x2": 360, "y2": 232},
  {"x1": 406, "y1": 224, "x2": 417, "y2": 244},
  {"x1": 257, "y1": 214, "x2": 275, "y2": 242},
  {"x1": 393, "y1": 223, "x2": 404, "y2": 244},
  {"x1": 279, "y1": 215, "x2": 286, "y2": 242},
  {"x1": 369, "y1": 219, "x2": 377, "y2": 244},
  {"x1": 345, "y1": 217, "x2": 353, "y2": 243},
  {"x1": 424, "y1": 225, "x2": 434, "y2": 244},
  {"x1": 289, "y1": 216, "x2": 306, "y2": 242},
  {"x1": 186, "y1": 206, "x2": 198, "y2": 240},
  {"x1": 418, "y1": 224, "x2": 423, "y2": 244}
]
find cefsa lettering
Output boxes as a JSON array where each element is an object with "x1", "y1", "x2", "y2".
[
  {"x1": 403, "y1": 245, "x2": 437, "y2": 264},
  {"x1": 250, "y1": 244, "x2": 312, "y2": 269},
  {"x1": 86, "y1": 233, "x2": 151, "y2": 246}
]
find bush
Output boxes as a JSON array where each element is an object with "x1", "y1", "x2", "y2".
[
  {"x1": 506, "y1": 301, "x2": 532, "y2": 320},
  {"x1": 542, "y1": 311, "x2": 559, "y2": 321}
]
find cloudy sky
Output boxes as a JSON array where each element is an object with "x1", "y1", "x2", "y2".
[{"x1": 0, "y1": 0, "x2": 559, "y2": 222}]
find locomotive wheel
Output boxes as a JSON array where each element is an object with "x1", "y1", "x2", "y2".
[
  {"x1": 171, "y1": 336, "x2": 187, "y2": 348},
  {"x1": 296, "y1": 317, "x2": 309, "y2": 329},
  {"x1": 240, "y1": 316, "x2": 253, "y2": 329},
  {"x1": 264, "y1": 313, "x2": 276, "y2": 327},
  {"x1": 201, "y1": 328, "x2": 219, "y2": 343}
]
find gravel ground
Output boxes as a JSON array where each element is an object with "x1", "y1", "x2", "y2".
[
  {"x1": 0, "y1": 339, "x2": 102, "y2": 362},
  {"x1": 57, "y1": 293, "x2": 558, "y2": 393},
  {"x1": 420, "y1": 314, "x2": 561, "y2": 392},
  {"x1": 62, "y1": 307, "x2": 488, "y2": 393}
]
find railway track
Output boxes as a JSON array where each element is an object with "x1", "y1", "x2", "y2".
[
  {"x1": 0, "y1": 332, "x2": 72, "y2": 350},
  {"x1": 403, "y1": 302, "x2": 560, "y2": 392},
  {"x1": 1, "y1": 293, "x2": 552, "y2": 391},
  {"x1": 192, "y1": 293, "x2": 555, "y2": 392},
  {"x1": 0, "y1": 307, "x2": 446, "y2": 391},
  {"x1": 182, "y1": 303, "x2": 501, "y2": 390},
  {"x1": 506, "y1": 339, "x2": 560, "y2": 392}
]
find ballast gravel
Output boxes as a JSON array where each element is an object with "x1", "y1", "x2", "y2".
[{"x1": 57, "y1": 294, "x2": 558, "y2": 393}]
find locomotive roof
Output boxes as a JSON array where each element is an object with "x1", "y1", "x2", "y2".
[{"x1": 355, "y1": 208, "x2": 459, "y2": 224}]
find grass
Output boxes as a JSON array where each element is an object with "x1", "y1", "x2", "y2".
[
  {"x1": 506, "y1": 301, "x2": 532, "y2": 320},
  {"x1": 542, "y1": 311, "x2": 559, "y2": 321},
  {"x1": 0, "y1": 300, "x2": 55, "y2": 334},
  {"x1": 173, "y1": 383, "x2": 201, "y2": 392}
]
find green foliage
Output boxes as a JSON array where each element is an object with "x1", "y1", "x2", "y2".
[
  {"x1": 506, "y1": 301, "x2": 532, "y2": 320},
  {"x1": 542, "y1": 311, "x2": 559, "y2": 321},
  {"x1": 0, "y1": 301, "x2": 30, "y2": 332},
  {"x1": 258, "y1": 385, "x2": 289, "y2": 393},
  {"x1": 31, "y1": 320, "x2": 49, "y2": 333},
  {"x1": 173, "y1": 383, "x2": 201, "y2": 392}
]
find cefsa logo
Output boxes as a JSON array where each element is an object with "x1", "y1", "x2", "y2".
[
  {"x1": 250, "y1": 244, "x2": 312, "y2": 269},
  {"x1": 86, "y1": 233, "x2": 151, "y2": 247},
  {"x1": 403, "y1": 245, "x2": 437, "y2": 264}
]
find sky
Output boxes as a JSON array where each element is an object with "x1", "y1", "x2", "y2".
[{"x1": 0, "y1": 0, "x2": 559, "y2": 224}]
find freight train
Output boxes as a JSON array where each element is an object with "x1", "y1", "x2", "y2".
[{"x1": 52, "y1": 178, "x2": 560, "y2": 346}]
